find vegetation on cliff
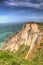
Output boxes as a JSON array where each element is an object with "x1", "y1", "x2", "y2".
[{"x1": 0, "y1": 43, "x2": 43, "y2": 65}]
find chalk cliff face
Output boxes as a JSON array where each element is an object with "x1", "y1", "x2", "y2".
[{"x1": 1, "y1": 23, "x2": 43, "y2": 53}]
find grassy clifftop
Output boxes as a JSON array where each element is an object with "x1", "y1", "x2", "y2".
[{"x1": 0, "y1": 43, "x2": 43, "y2": 65}]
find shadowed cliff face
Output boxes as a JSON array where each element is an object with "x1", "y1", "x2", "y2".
[{"x1": 1, "y1": 23, "x2": 43, "y2": 53}]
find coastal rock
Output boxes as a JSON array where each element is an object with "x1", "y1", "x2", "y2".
[{"x1": 1, "y1": 22, "x2": 43, "y2": 53}]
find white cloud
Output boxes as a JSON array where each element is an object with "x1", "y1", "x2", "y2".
[{"x1": 3, "y1": 0, "x2": 43, "y2": 9}]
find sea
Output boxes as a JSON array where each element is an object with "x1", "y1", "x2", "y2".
[{"x1": 0, "y1": 23, "x2": 23, "y2": 47}]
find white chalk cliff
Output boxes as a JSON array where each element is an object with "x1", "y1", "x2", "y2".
[{"x1": 1, "y1": 22, "x2": 43, "y2": 56}]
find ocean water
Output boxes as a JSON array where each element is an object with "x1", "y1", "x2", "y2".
[{"x1": 0, "y1": 23, "x2": 23, "y2": 47}]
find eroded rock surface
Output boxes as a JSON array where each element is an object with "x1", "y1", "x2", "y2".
[{"x1": 1, "y1": 23, "x2": 43, "y2": 54}]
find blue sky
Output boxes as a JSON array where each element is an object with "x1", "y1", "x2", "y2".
[{"x1": 0, "y1": 0, "x2": 43, "y2": 23}]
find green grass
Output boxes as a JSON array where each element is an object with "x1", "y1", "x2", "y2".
[
  {"x1": 0, "y1": 51, "x2": 29, "y2": 65},
  {"x1": 33, "y1": 48, "x2": 43, "y2": 64},
  {"x1": 0, "y1": 44, "x2": 43, "y2": 65},
  {"x1": 15, "y1": 45, "x2": 30, "y2": 57}
]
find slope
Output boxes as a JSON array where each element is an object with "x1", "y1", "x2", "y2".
[{"x1": 0, "y1": 42, "x2": 43, "y2": 65}]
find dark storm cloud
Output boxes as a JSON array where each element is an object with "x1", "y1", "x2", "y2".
[{"x1": 0, "y1": 0, "x2": 43, "y2": 9}]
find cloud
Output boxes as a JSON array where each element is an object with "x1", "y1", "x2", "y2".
[{"x1": 0, "y1": 0, "x2": 43, "y2": 9}]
